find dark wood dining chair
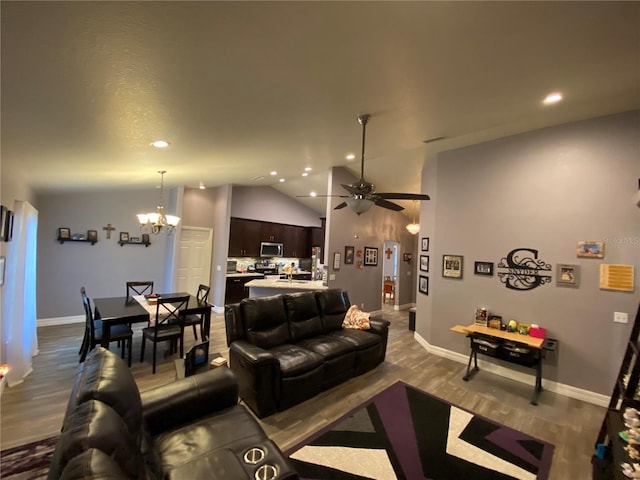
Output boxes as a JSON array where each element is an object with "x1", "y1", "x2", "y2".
[
  {"x1": 126, "y1": 280, "x2": 154, "y2": 298},
  {"x1": 140, "y1": 295, "x2": 190, "y2": 374},
  {"x1": 180, "y1": 284, "x2": 210, "y2": 340},
  {"x1": 79, "y1": 295, "x2": 133, "y2": 366}
]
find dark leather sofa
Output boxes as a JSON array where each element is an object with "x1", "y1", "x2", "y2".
[
  {"x1": 48, "y1": 347, "x2": 297, "y2": 480},
  {"x1": 225, "y1": 289, "x2": 390, "y2": 418}
]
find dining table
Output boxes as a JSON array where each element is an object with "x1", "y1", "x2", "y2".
[{"x1": 93, "y1": 292, "x2": 213, "y2": 349}]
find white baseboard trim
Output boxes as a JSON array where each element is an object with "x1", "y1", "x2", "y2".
[
  {"x1": 38, "y1": 315, "x2": 84, "y2": 327},
  {"x1": 395, "y1": 303, "x2": 414, "y2": 311},
  {"x1": 413, "y1": 332, "x2": 609, "y2": 408}
]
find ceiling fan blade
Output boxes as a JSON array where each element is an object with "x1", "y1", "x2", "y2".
[
  {"x1": 376, "y1": 193, "x2": 431, "y2": 201},
  {"x1": 373, "y1": 198, "x2": 404, "y2": 211},
  {"x1": 296, "y1": 194, "x2": 348, "y2": 198},
  {"x1": 334, "y1": 202, "x2": 348, "y2": 210}
]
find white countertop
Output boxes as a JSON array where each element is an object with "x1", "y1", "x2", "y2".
[
  {"x1": 226, "y1": 273, "x2": 265, "y2": 278},
  {"x1": 244, "y1": 279, "x2": 327, "y2": 290}
]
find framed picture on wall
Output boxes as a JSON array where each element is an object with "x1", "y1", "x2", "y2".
[
  {"x1": 419, "y1": 275, "x2": 429, "y2": 295},
  {"x1": 474, "y1": 261, "x2": 494, "y2": 276},
  {"x1": 421, "y1": 237, "x2": 429, "y2": 252},
  {"x1": 87, "y1": 230, "x2": 98, "y2": 242},
  {"x1": 364, "y1": 247, "x2": 378, "y2": 266},
  {"x1": 333, "y1": 252, "x2": 341, "y2": 271},
  {"x1": 442, "y1": 254, "x2": 463, "y2": 279},
  {"x1": 420, "y1": 255, "x2": 429, "y2": 272},
  {"x1": 119, "y1": 232, "x2": 129, "y2": 242},
  {"x1": 557, "y1": 263, "x2": 580, "y2": 287},
  {"x1": 577, "y1": 241, "x2": 604, "y2": 258},
  {"x1": 344, "y1": 246, "x2": 354, "y2": 264},
  {"x1": 58, "y1": 227, "x2": 71, "y2": 240}
]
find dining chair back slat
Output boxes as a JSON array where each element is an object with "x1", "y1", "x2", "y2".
[
  {"x1": 181, "y1": 284, "x2": 211, "y2": 341},
  {"x1": 140, "y1": 295, "x2": 190, "y2": 374},
  {"x1": 80, "y1": 295, "x2": 133, "y2": 366},
  {"x1": 126, "y1": 281, "x2": 154, "y2": 298}
]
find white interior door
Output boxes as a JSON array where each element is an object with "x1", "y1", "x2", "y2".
[{"x1": 177, "y1": 226, "x2": 213, "y2": 295}]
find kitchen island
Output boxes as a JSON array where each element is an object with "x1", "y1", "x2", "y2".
[{"x1": 244, "y1": 278, "x2": 327, "y2": 298}]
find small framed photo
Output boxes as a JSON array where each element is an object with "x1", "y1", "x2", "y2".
[
  {"x1": 364, "y1": 247, "x2": 378, "y2": 266},
  {"x1": 142, "y1": 234, "x2": 150, "y2": 244},
  {"x1": 421, "y1": 237, "x2": 430, "y2": 252},
  {"x1": 333, "y1": 252, "x2": 341, "y2": 271},
  {"x1": 420, "y1": 255, "x2": 429, "y2": 272},
  {"x1": 442, "y1": 254, "x2": 463, "y2": 279},
  {"x1": 87, "y1": 230, "x2": 98, "y2": 242},
  {"x1": 403, "y1": 253, "x2": 412, "y2": 263},
  {"x1": 419, "y1": 275, "x2": 429, "y2": 295},
  {"x1": 344, "y1": 246, "x2": 354, "y2": 265},
  {"x1": 557, "y1": 263, "x2": 580, "y2": 287},
  {"x1": 58, "y1": 227, "x2": 71, "y2": 240},
  {"x1": 577, "y1": 241, "x2": 604, "y2": 258},
  {"x1": 474, "y1": 261, "x2": 494, "y2": 276},
  {"x1": 119, "y1": 232, "x2": 129, "y2": 242}
]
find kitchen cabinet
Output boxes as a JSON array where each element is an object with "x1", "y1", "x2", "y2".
[
  {"x1": 228, "y1": 218, "x2": 261, "y2": 257},
  {"x1": 229, "y1": 217, "x2": 319, "y2": 258},
  {"x1": 283, "y1": 225, "x2": 309, "y2": 257},
  {"x1": 225, "y1": 274, "x2": 263, "y2": 304}
]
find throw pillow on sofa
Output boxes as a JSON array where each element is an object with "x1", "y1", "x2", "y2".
[{"x1": 342, "y1": 305, "x2": 371, "y2": 330}]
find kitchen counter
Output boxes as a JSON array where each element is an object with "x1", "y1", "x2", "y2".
[
  {"x1": 245, "y1": 279, "x2": 327, "y2": 298},
  {"x1": 226, "y1": 272, "x2": 264, "y2": 278}
]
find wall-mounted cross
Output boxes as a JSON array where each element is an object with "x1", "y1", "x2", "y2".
[
  {"x1": 102, "y1": 224, "x2": 116, "y2": 239},
  {"x1": 385, "y1": 248, "x2": 393, "y2": 259}
]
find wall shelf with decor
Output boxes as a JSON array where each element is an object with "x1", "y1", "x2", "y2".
[
  {"x1": 118, "y1": 240, "x2": 151, "y2": 248},
  {"x1": 58, "y1": 238, "x2": 98, "y2": 245},
  {"x1": 57, "y1": 228, "x2": 98, "y2": 245}
]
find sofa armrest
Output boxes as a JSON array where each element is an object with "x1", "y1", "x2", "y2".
[
  {"x1": 229, "y1": 340, "x2": 280, "y2": 418},
  {"x1": 141, "y1": 367, "x2": 239, "y2": 436},
  {"x1": 369, "y1": 317, "x2": 390, "y2": 336}
]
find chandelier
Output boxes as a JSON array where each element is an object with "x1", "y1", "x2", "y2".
[
  {"x1": 136, "y1": 170, "x2": 180, "y2": 234},
  {"x1": 405, "y1": 201, "x2": 420, "y2": 235}
]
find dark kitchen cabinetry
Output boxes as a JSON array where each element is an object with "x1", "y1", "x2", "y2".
[
  {"x1": 229, "y1": 217, "x2": 319, "y2": 258},
  {"x1": 225, "y1": 274, "x2": 262, "y2": 304},
  {"x1": 228, "y1": 218, "x2": 261, "y2": 257},
  {"x1": 283, "y1": 225, "x2": 309, "y2": 257}
]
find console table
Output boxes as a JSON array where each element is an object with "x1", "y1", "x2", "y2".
[{"x1": 451, "y1": 324, "x2": 557, "y2": 405}]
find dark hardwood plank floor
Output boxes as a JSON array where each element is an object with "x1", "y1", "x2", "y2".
[{"x1": 1, "y1": 305, "x2": 603, "y2": 479}]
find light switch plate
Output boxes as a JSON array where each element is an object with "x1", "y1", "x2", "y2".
[{"x1": 614, "y1": 312, "x2": 628, "y2": 323}]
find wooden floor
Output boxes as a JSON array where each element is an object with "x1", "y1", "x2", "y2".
[{"x1": 1, "y1": 305, "x2": 603, "y2": 479}]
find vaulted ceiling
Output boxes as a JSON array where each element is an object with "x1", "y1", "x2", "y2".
[{"x1": 2, "y1": 2, "x2": 639, "y2": 215}]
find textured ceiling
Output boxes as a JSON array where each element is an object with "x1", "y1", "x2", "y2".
[{"x1": 2, "y1": 2, "x2": 639, "y2": 215}]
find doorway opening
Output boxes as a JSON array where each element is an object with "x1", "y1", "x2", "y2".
[{"x1": 382, "y1": 240, "x2": 399, "y2": 306}]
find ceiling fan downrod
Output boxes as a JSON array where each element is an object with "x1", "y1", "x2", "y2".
[{"x1": 357, "y1": 114, "x2": 370, "y2": 181}]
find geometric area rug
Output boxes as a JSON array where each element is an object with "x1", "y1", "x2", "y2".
[
  {"x1": 0, "y1": 435, "x2": 58, "y2": 480},
  {"x1": 286, "y1": 381, "x2": 554, "y2": 480}
]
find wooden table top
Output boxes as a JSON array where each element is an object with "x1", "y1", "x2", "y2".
[{"x1": 450, "y1": 323, "x2": 545, "y2": 349}]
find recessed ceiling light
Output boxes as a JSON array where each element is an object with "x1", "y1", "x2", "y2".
[
  {"x1": 543, "y1": 92, "x2": 563, "y2": 105},
  {"x1": 270, "y1": 171, "x2": 278, "y2": 176},
  {"x1": 199, "y1": 182, "x2": 206, "y2": 190},
  {"x1": 150, "y1": 140, "x2": 170, "y2": 148},
  {"x1": 310, "y1": 191, "x2": 317, "y2": 197},
  {"x1": 346, "y1": 154, "x2": 355, "y2": 161},
  {"x1": 304, "y1": 167, "x2": 312, "y2": 171},
  {"x1": 302, "y1": 172, "x2": 308, "y2": 177},
  {"x1": 279, "y1": 178, "x2": 285, "y2": 183}
]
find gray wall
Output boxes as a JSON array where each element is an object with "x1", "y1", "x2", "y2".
[
  {"x1": 326, "y1": 167, "x2": 418, "y2": 311},
  {"x1": 231, "y1": 186, "x2": 323, "y2": 227},
  {"x1": 416, "y1": 110, "x2": 640, "y2": 395},
  {"x1": 36, "y1": 190, "x2": 170, "y2": 319}
]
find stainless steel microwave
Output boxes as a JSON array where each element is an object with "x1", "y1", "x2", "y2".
[{"x1": 260, "y1": 242, "x2": 283, "y2": 257}]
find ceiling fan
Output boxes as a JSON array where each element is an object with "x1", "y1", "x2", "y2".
[{"x1": 302, "y1": 114, "x2": 431, "y2": 215}]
